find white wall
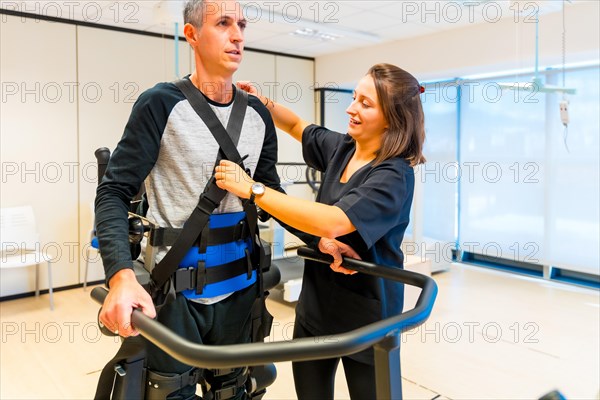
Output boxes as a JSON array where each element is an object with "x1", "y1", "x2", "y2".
[
  {"x1": 236, "y1": 54, "x2": 317, "y2": 249},
  {"x1": 1, "y1": 15, "x2": 79, "y2": 296},
  {"x1": 77, "y1": 26, "x2": 193, "y2": 283},
  {"x1": 315, "y1": 1, "x2": 599, "y2": 85},
  {"x1": 274, "y1": 56, "x2": 316, "y2": 248}
]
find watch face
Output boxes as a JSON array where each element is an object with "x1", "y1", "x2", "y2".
[{"x1": 252, "y1": 182, "x2": 266, "y2": 195}]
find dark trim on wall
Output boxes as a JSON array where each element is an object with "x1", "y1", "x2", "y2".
[
  {"x1": 1, "y1": 8, "x2": 177, "y2": 38},
  {"x1": 550, "y1": 268, "x2": 600, "y2": 289},
  {"x1": 0, "y1": 280, "x2": 105, "y2": 303},
  {"x1": 461, "y1": 251, "x2": 545, "y2": 278},
  {"x1": 245, "y1": 47, "x2": 313, "y2": 61},
  {"x1": 314, "y1": 87, "x2": 353, "y2": 93},
  {"x1": 314, "y1": 87, "x2": 353, "y2": 126},
  {"x1": 0, "y1": 8, "x2": 314, "y2": 61},
  {"x1": 319, "y1": 90, "x2": 326, "y2": 126}
]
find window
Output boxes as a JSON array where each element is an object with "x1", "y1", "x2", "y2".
[
  {"x1": 460, "y1": 75, "x2": 546, "y2": 265},
  {"x1": 420, "y1": 82, "x2": 459, "y2": 245},
  {"x1": 545, "y1": 67, "x2": 600, "y2": 273},
  {"x1": 418, "y1": 65, "x2": 599, "y2": 280}
]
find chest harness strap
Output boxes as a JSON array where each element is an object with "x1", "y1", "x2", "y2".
[{"x1": 149, "y1": 80, "x2": 255, "y2": 298}]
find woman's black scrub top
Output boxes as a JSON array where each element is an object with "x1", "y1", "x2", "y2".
[{"x1": 295, "y1": 124, "x2": 415, "y2": 363}]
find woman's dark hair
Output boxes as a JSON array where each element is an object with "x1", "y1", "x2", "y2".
[{"x1": 368, "y1": 63, "x2": 426, "y2": 166}]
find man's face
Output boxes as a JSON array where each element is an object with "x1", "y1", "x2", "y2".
[{"x1": 193, "y1": 1, "x2": 247, "y2": 76}]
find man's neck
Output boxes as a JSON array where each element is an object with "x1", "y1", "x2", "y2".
[{"x1": 190, "y1": 71, "x2": 234, "y2": 104}]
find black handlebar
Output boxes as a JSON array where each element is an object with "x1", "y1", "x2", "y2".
[
  {"x1": 298, "y1": 247, "x2": 433, "y2": 292},
  {"x1": 91, "y1": 247, "x2": 437, "y2": 369}
]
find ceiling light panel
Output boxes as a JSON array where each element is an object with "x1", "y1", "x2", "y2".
[{"x1": 291, "y1": 27, "x2": 342, "y2": 41}]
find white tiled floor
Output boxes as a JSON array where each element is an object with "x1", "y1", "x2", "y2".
[{"x1": 1, "y1": 263, "x2": 598, "y2": 400}]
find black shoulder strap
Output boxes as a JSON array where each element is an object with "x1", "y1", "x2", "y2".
[{"x1": 150, "y1": 79, "x2": 249, "y2": 289}]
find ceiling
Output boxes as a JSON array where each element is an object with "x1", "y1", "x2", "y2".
[{"x1": 3, "y1": 0, "x2": 567, "y2": 58}]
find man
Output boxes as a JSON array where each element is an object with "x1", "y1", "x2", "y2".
[{"x1": 95, "y1": 1, "x2": 283, "y2": 398}]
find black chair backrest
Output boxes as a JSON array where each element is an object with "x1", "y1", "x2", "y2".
[{"x1": 94, "y1": 147, "x2": 111, "y2": 184}]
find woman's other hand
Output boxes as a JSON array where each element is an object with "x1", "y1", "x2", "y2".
[{"x1": 318, "y1": 238, "x2": 360, "y2": 275}]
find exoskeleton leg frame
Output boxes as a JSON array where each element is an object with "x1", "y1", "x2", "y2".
[
  {"x1": 141, "y1": 364, "x2": 276, "y2": 400},
  {"x1": 145, "y1": 367, "x2": 204, "y2": 400}
]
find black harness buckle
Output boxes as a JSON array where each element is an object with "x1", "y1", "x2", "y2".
[
  {"x1": 195, "y1": 260, "x2": 206, "y2": 295},
  {"x1": 196, "y1": 198, "x2": 218, "y2": 216},
  {"x1": 233, "y1": 219, "x2": 248, "y2": 242},
  {"x1": 173, "y1": 267, "x2": 194, "y2": 293},
  {"x1": 244, "y1": 248, "x2": 253, "y2": 279}
]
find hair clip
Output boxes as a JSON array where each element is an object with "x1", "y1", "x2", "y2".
[{"x1": 419, "y1": 85, "x2": 425, "y2": 94}]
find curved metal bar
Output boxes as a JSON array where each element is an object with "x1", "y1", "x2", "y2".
[{"x1": 91, "y1": 247, "x2": 437, "y2": 369}]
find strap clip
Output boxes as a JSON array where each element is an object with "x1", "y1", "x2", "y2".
[
  {"x1": 215, "y1": 385, "x2": 236, "y2": 400},
  {"x1": 233, "y1": 220, "x2": 248, "y2": 242},
  {"x1": 198, "y1": 225, "x2": 209, "y2": 253},
  {"x1": 195, "y1": 260, "x2": 206, "y2": 295},
  {"x1": 114, "y1": 364, "x2": 126, "y2": 377},
  {"x1": 196, "y1": 196, "x2": 219, "y2": 216},
  {"x1": 212, "y1": 370, "x2": 248, "y2": 400},
  {"x1": 245, "y1": 248, "x2": 253, "y2": 280},
  {"x1": 174, "y1": 267, "x2": 194, "y2": 292}
]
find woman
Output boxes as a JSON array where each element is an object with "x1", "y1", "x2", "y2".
[{"x1": 215, "y1": 63, "x2": 426, "y2": 399}]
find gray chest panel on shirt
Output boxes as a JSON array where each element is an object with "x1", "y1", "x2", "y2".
[{"x1": 145, "y1": 98, "x2": 265, "y2": 237}]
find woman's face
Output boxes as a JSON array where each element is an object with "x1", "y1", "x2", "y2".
[{"x1": 346, "y1": 75, "x2": 389, "y2": 142}]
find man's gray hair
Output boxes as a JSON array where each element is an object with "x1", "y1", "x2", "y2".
[{"x1": 184, "y1": 0, "x2": 204, "y2": 27}]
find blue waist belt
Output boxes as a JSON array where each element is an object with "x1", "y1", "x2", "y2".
[{"x1": 173, "y1": 211, "x2": 257, "y2": 299}]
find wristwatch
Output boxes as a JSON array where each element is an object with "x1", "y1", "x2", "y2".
[{"x1": 249, "y1": 182, "x2": 266, "y2": 203}]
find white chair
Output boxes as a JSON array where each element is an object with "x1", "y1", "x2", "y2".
[
  {"x1": 83, "y1": 228, "x2": 100, "y2": 291},
  {"x1": 0, "y1": 206, "x2": 55, "y2": 310},
  {"x1": 83, "y1": 201, "x2": 102, "y2": 291}
]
